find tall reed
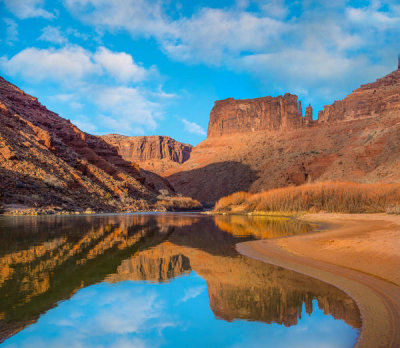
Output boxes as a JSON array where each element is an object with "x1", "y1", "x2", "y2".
[{"x1": 214, "y1": 181, "x2": 400, "y2": 214}]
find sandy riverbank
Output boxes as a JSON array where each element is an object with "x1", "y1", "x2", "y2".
[{"x1": 237, "y1": 213, "x2": 400, "y2": 348}]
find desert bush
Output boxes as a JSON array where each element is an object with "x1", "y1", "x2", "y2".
[
  {"x1": 214, "y1": 191, "x2": 253, "y2": 212},
  {"x1": 214, "y1": 181, "x2": 400, "y2": 214},
  {"x1": 156, "y1": 196, "x2": 202, "y2": 211}
]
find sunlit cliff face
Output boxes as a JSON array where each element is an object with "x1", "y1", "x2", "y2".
[{"x1": 0, "y1": 213, "x2": 360, "y2": 343}]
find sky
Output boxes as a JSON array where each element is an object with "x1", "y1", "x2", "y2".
[{"x1": 0, "y1": 0, "x2": 399, "y2": 145}]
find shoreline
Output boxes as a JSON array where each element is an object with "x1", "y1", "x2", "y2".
[
  {"x1": 236, "y1": 213, "x2": 400, "y2": 348},
  {"x1": 0, "y1": 208, "x2": 205, "y2": 216}
]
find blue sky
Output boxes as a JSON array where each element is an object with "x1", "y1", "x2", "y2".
[{"x1": 1, "y1": 0, "x2": 399, "y2": 145}]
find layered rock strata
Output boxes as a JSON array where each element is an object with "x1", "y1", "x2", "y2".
[
  {"x1": 207, "y1": 94, "x2": 306, "y2": 137},
  {"x1": 208, "y1": 68, "x2": 400, "y2": 138},
  {"x1": 101, "y1": 134, "x2": 192, "y2": 164},
  {"x1": 318, "y1": 69, "x2": 400, "y2": 122}
]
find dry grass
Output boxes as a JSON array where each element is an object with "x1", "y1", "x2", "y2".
[{"x1": 214, "y1": 181, "x2": 400, "y2": 214}]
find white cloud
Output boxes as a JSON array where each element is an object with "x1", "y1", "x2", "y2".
[
  {"x1": 51, "y1": 93, "x2": 75, "y2": 102},
  {"x1": 3, "y1": 18, "x2": 18, "y2": 45},
  {"x1": 39, "y1": 26, "x2": 68, "y2": 45},
  {"x1": 180, "y1": 285, "x2": 206, "y2": 302},
  {"x1": 71, "y1": 115, "x2": 97, "y2": 133},
  {"x1": 95, "y1": 86, "x2": 160, "y2": 134},
  {"x1": 161, "y1": 8, "x2": 286, "y2": 65},
  {"x1": 63, "y1": 1, "x2": 286, "y2": 66},
  {"x1": 182, "y1": 119, "x2": 206, "y2": 136},
  {"x1": 346, "y1": 2, "x2": 400, "y2": 29},
  {"x1": 62, "y1": 0, "x2": 400, "y2": 104},
  {"x1": 0, "y1": 44, "x2": 169, "y2": 134},
  {"x1": 63, "y1": 0, "x2": 170, "y2": 38},
  {"x1": 0, "y1": 46, "x2": 98, "y2": 82},
  {"x1": 93, "y1": 47, "x2": 148, "y2": 83},
  {"x1": 0, "y1": 45, "x2": 151, "y2": 84},
  {"x1": 257, "y1": 0, "x2": 288, "y2": 19},
  {"x1": 1, "y1": 0, "x2": 54, "y2": 19}
]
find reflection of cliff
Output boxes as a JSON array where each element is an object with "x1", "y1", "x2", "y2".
[
  {"x1": 0, "y1": 213, "x2": 204, "y2": 342},
  {"x1": 205, "y1": 258, "x2": 361, "y2": 328},
  {"x1": 106, "y1": 243, "x2": 191, "y2": 283},
  {"x1": 214, "y1": 215, "x2": 313, "y2": 239},
  {"x1": 0, "y1": 214, "x2": 360, "y2": 343},
  {"x1": 107, "y1": 218, "x2": 361, "y2": 329}
]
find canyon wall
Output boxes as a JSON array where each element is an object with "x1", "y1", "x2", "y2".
[
  {"x1": 318, "y1": 69, "x2": 400, "y2": 122},
  {"x1": 3, "y1": 65, "x2": 400, "y2": 208},
  {"x1": 207, "y1": 68, "x2": 400, "y2": 138},
  {"x1": 101, "y1": 134, "x2": 192, "y2": 164}
]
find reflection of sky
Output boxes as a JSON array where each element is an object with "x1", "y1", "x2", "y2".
[{"x1": 3, "y1": 272, "x2": 358, "y2": 348}]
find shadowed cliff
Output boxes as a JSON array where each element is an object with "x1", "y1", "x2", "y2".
[{"x1": 167, "y1": 161, "x2": 259, "y2": 205}]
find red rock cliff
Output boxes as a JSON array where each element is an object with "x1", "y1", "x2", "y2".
[
  {"x1": 207, "y1": 68, "x2": 400, "y2": 138},
  {"x1": 318, "y1": 69, "x2": 400, "y2": 122},
  {"x1": 207, "y1": 93, "x2": 306, "y2": 137},
  {"x1": 101, "y1": 134, "x2": 192, "y2": 164}
]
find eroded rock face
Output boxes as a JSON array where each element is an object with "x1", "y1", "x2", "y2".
[
  {"x1": 207, "y1": 68, "x2": 400, "y2": 138},
  {"x1": 101, "y1": 134, "x2": 192, "y2": 164},
  {"x1": 318, "y1": 69, "x2": 400, "y2": 123},
  {"x1": 0, "y1": 76, "x2": 158, "y2": 212},
  {"x1": 207, "y1": 94, "x2": 306, "y2": 137}
]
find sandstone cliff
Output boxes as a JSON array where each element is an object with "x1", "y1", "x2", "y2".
[
  {"x1": 318, "y1": 69, "x2": 400, "y2": 122},
  {"x1": 208, "y1": 68, "x2": 400, "y2": 138},
  {"x1": 207, "y1": 94, "x2": 306, "y2": 137},
  {"x1": 101, "y1": 134, "x2": 192, "y2": 164}
]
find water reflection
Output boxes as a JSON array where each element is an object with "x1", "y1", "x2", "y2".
[{"x1": 0, "y1": 214, "x2": 360, "y2": 347}]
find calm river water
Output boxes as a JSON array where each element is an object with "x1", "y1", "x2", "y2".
[{"x1": 0, "y1": 213, "x2": 360, "y2": 347}]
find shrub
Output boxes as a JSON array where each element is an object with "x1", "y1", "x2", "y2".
[{"x1": 156, "y1": 196, "x2": 202, "y2": 211}]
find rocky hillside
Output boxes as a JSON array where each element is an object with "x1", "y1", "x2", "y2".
[
  {"x1": 158, "y1": 68, "x2": 400, "y2": 204},
  {"x1": 0, "y1": 77, "x2": 194, "y2": 213}
]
